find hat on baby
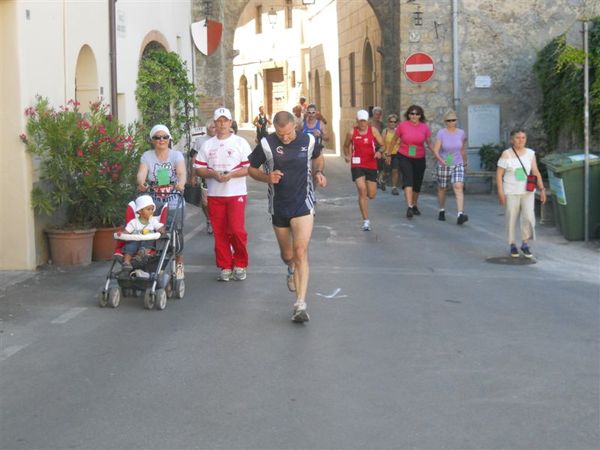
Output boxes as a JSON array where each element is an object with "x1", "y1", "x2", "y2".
[
  {"x1": 356, "y1": 109, "x2": 369, "y2": 121},
  {"x1": 135, "y1": 195, "x2": 156, "y2": 212},
  {"x1": 149, "y1": 124, "x2": 171, "y2": 140}
]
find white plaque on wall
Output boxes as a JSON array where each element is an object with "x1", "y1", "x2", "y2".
[
  {"x1": 475, "y1": 75, "x2": 491, "y2": 88},
  {"x1": 468, "y1": 104, "x2": 500, "y2": 148}
]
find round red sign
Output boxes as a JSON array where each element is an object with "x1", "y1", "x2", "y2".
[{"x1": 404, "y1": 52, "x2": 435, "y2": 83}]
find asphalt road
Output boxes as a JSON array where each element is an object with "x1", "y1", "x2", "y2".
[{"x1": 1, "y1": 156, "x2": 598, "y2": 450}]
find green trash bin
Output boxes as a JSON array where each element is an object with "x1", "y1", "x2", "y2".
[{"x1": 541, "y1": 152, "x2": 600, "y2": 240}]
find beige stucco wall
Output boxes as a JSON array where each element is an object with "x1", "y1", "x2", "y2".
[
  {"x1": 336, "y1": 0, "x2": 381, "y2": 140},
  {"x1": 1, "y1": 1, "x2": 109, "y2": 269}
]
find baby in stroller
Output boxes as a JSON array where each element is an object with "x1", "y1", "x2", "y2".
[{"x1": 119, "y1": 195, "x2": 166, "y2": 274}]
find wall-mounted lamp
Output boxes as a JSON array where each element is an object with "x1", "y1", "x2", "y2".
[
  {"x1": 267, "y1": 8, "x2": 277, "y2": 26},
  {"x1": 412, "y1": 5, "x2": 423, "y2": 26},
  {"x1": 302, "y1": 0, "x2": 316, "y2": 5}
]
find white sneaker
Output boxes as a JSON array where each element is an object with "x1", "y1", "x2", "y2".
[
  {"x1": 218, "y1": 268, "x2": 232, "y2": 281},
  {"x1": 176, "y1": 263, "x2": 184, "y2": 280},
  {"x1": 291, "y1": 301, "x2": 310, "y2": 323},
  {"x1": 233, "y1": 266, "x2": 247, "y2": 281},
  {"x1": 287, "y1": 266, "x2": 296, "y2": 292},
  {"x1": 362, "y1": 220, "x2": 371, "y2": 231}
]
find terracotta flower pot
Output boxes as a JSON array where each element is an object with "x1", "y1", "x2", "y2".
[
  {"x1": 92, "y1": 227, "x2": 119, "y2": 261},
  {"x1": 46, "y1": 228, "x2": 96, "y2": 266}
]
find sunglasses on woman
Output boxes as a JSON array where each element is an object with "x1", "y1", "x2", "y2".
[{"x1": 152, "y1": 135, "x2": 170, "y2": 140}]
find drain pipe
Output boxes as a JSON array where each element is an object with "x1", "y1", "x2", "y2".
[
  {"x1": 452, "y1": 0, "x2": 460, "y2": 116},
  {"x1": 109, "y1": 0, "x2": 118, "y2": 120}
]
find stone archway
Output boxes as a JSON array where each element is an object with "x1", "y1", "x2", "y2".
[
  {"x1": 192, "y1": 0, "x2": 399, "y2": 122},
  {"x1": 75, "y1": 45, "x2": 99, "y2": 114}
]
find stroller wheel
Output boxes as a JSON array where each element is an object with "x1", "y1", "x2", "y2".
[
  {"x1": 99, "y1": 291, "x2": 109, "y2": 308},
  {"x1": 174, "y1": 279, "x2": 185, "y2": 299},
  {"x1": 165, "y1": 281, "x2": 174, "y2": 299},
  {"x1": 143, "y1": 289, "x2": 155, "y2": 310},
  {"x1": 155, "y1": 289, "x2": 167, "y2": 311},
  {"x1": 108, "y1": 287, "x2": 121, "y2": 308}
]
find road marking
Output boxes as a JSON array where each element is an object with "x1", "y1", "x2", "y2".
[
  {"x1": 0, "y1": 345, "x2": 28, "y2": 362},
  {"x1": 316, "y1": 288, "x2": 347, "y2": 299},
  {"x1": 51, "y1": 307, "x2": 87, "y2": 324},
  {"x1": 184, "y1": 223, "x2": 205, "y2": 242}
]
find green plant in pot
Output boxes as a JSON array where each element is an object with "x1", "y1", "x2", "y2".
[{"x1": 21, "y1": 96, "x2": 143, "y2": 264}]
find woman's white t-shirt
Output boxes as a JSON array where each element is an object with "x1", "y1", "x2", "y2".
[{"x1": 497, "y1": 148, "x2": 535, "y2": 195}]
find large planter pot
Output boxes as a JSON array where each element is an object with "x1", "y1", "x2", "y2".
[
  {"x1": 92, "y1": 227, "x2": 119, "y2": 261},
  {"x1": 46, "y1": 228, "x2": 96, "y2": 266}
]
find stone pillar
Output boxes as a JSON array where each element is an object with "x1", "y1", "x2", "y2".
[
  {"x1": 368, "y1": 0, "x2": 401, "y2": 116},
  {"x1": 192, "y1": 0, "x2": 247, "y2": 122}
]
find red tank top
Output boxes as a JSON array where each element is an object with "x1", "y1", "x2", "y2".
[{"x1": 351, "y1": 126, "x2": 377, "y2": 169}]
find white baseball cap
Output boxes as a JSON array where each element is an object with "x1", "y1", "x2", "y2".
[
  {"x1": 357, "y1": 110, "x2": 369, "y2": 121},
  {"x1": 135, "y1": 195, "x2": 156, "y2": 212},
  {"x1": 213, "y1": 107, "x2": 232, "y2": 121}
]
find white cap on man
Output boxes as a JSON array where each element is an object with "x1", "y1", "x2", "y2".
[
  {"x1": 357, "y1": 109, "x2": 369, "y2": 121},
  {"x1": 213, "y1": 107, "x2": 232, "y2": 121},
  {"x1": 135, "y1": 195, "x2": 156, "y2": 212}
]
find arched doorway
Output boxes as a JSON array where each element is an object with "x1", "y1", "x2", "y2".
[
  {"x1": 323, "y1": 70, "x2": 334, "y2": 150},
  {"x1": 313, "y1": 70, "x2": 321, "y2": 110},
  {"x1": 75, "y1": 45, "x2": 98, "y2": 114},
  {"x1": 239, "y1": 75, "x2": 249, "y2": 123},
  {"x1": 362, "y1": 40, "x2": 374, "y2": 110}
]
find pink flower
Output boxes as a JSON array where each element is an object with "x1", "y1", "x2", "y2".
[
  {"x1": 24, "y1": 107, "x2": 36, "y2": 117},
  {"x1": 76, "y1": 149, "x2": 84, "y2": 157},
  {"x1": 19, "y1": 133, "x2": 28, "y2": 143}
]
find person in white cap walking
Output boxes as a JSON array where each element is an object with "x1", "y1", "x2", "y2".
[
  {"x1": 194, "y1": 107, "x2": 252, "y2": 281},
  {"x1": 343, "y1": 109, "x2": 384, "y2": 231},
  {"x1": 136, "y1": 124, "x2": 187, "y2": 279}
]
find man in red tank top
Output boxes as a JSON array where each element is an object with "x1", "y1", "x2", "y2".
[{"x1": 343, "y1": 109, "x2": 384, "y2": 231}]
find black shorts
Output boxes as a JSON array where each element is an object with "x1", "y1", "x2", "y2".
[
  {"x1": 272, "y1": 209, "x2": 313, "y2": 228},
  {"x1": 397, "y1": 155, "x2": 426, "y2": 192},
  {"x1": 351, "y1": 167, "x2": 378, "y2": 182}
]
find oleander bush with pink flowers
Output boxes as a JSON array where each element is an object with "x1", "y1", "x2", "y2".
[{"x1": 21, "y1": 96, "x2": 146, "y2": 228}]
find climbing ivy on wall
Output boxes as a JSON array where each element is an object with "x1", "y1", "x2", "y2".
[
  {"x1": 534, "y1": 17, "x2": 600, "y2": 151},
  {"x1": 135, "y1": 49, "x2": 196, "y2": 145}
]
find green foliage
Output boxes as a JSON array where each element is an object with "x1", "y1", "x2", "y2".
[
  {"x1": 135, "y1": 49, "x2": 196, "y2": 145},
  {"x1": 22, "y1": 97, "x2": 143, "y2": 228},
  {"x1": 534, "y1": 17, "x2": 600, "y2": 151},
  {"x1": 478, "y1": 143, "x2": 505, "y2": 171}
]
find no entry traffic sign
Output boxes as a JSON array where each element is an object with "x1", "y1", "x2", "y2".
[{"x1": 404, "y1": 52, "x2": 435, "y2": 83}]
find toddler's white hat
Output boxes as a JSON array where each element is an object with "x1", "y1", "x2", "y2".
[{"x1": 135, "y1": 195, "x2": 156, "y2": 212}]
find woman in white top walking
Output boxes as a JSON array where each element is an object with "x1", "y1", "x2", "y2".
[{"x1": 496, "y1": 129, "x2": 546, "y2": 258}]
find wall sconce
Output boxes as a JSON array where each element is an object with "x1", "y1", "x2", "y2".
[
  {"x1": 302, "y1": 0, "x2": 316, "y2": 4},
  {"x1": 268, "y1": 8, "x2": 277, "y2": 27},
  {"x1": 412, "y1": 5, "x2": 423, "y2": 26}
]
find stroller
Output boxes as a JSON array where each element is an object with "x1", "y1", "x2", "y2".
[{"x1": 100, "y1": 187, "x2": 185, "y2": 310}]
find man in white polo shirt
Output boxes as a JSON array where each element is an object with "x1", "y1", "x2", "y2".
[{"x1": 194, "y1": 107, "x2": 252, "y2": 281}]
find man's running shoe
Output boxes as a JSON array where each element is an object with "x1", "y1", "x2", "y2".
[
  {"x1": 292, "y1": 301, "x2": 310, "y2": 323},
  {"x1": 510, "y1": 244, "x2": 519, "y2": 258},
  {"x1": 457, "y1": 213, "x2": 469, "y2": 225},
  {"x1": 438, "y1": 210, "x2": 446, "y2": 221},
  {"x1": 287, "y1": 266, "x2": 296, "y2": 292},
  {"x1": 391, "y1": 187, "x2": 400, "y2": 196},
  {"x1": 233, "y1": 266, "x2": 247, "y2": 281},
  {"x1": 406, "y1": 207, "x2": 414, "y2": 219},
  {"x1": 520, "y1": 244, "x2": 533, "y2": 259},
  {"x1": 218, "y1": 268, "x2": 232, "y2": 281},
  {"x1": 206, "y1": 221, "x2": 213, "y2": 235},
  {"x1": 412, "y1": 205, "x2": 421, "y2": 215},
  {"x1": 380, "y1": 180, "x2": 386, "y2": 191},
  {"x1": 362, "y1": 219, "x2": 371, "y2": 231}
]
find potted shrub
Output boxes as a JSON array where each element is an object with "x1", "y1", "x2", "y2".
[{"x1": 21, "y1": 96, "x2": 142, "y2": 264}]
